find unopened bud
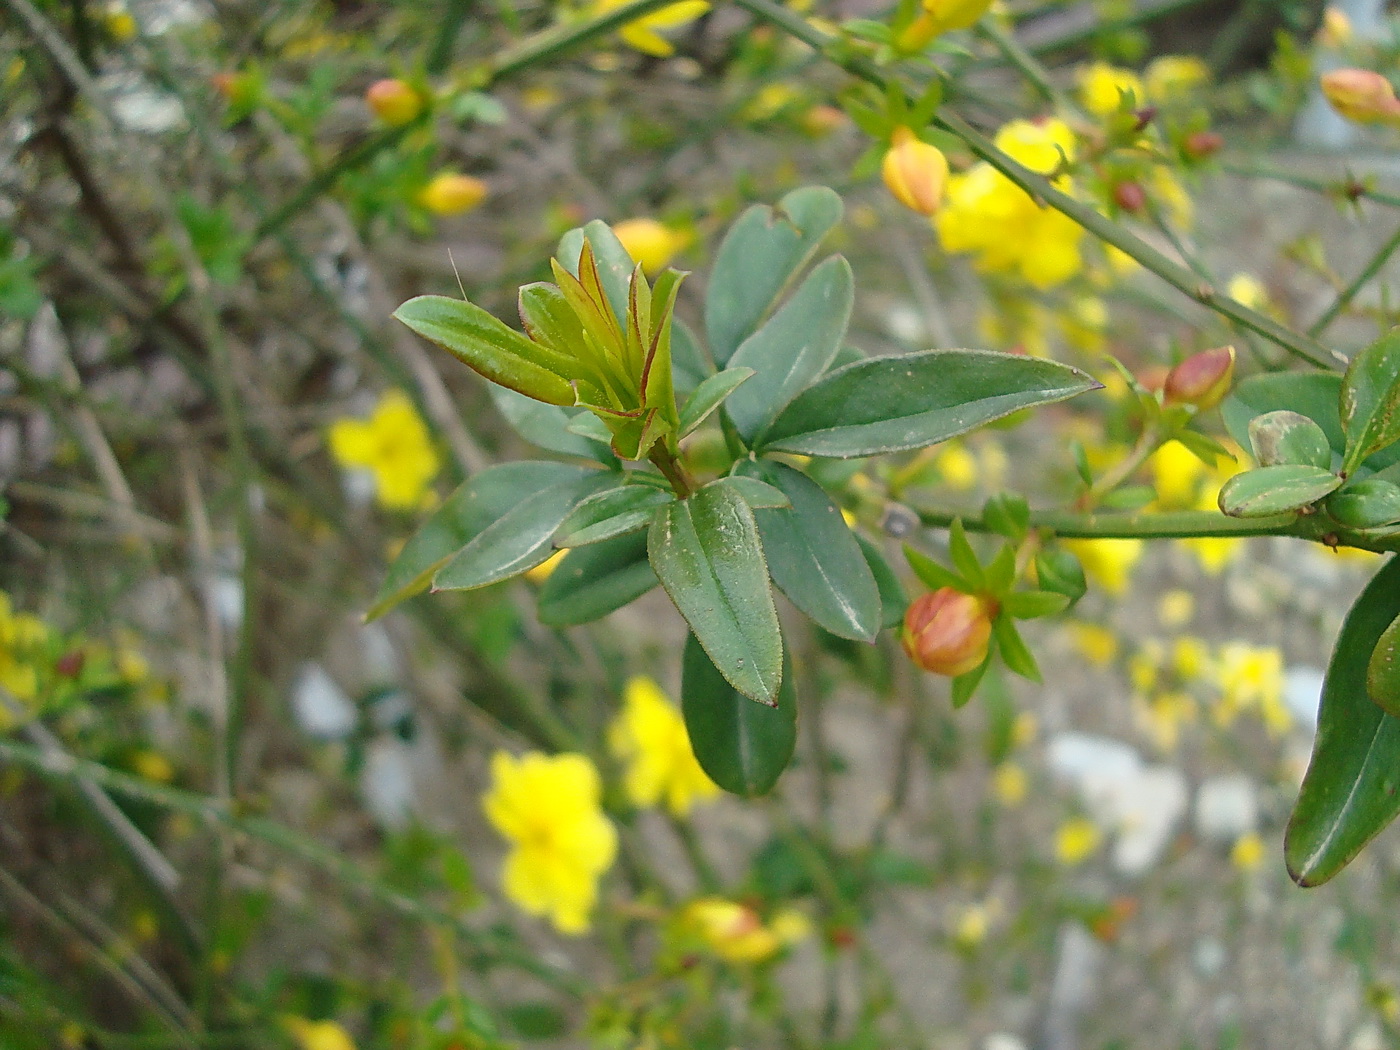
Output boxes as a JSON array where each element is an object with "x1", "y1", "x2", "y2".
[
  {"x1": 55, "y1": 649, "x2": 85, "y2": 679},
  {"x1": 366, "y1": 78, "x2": 423, "y2": 126},
  {"x1": 1182, "y1": 130, "x2": 1222, "y2": 160},
  {"x1": 1163, "y1": 345, "x2": 1235, "y2": 410},
  {"x1": 882, "y1": 127, "x2": 949, "y2": 217},
  {"x1": 901, "y1": 587, "x2": 993, "y2": 677},
  {"x1": 1321, "y1": 69, "x2": 1400, "y2": 126},
  {"x1": 418, "y1": 173, "x2": 488, "y2": 216},
  {"x1": 1113, "y1": 181, "x2": 1146, "y2": 214}
]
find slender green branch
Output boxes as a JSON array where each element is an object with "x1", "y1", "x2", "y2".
[
  {"x1": 1220, "y1": 160, "x2": 1400, "y2": 210},
  {"x1": 489, "y1": 0, "x2": 689, "y2": 80},
  {"x1": 974, "y1": 21, "x2": 1063, "y2": 108},
  {"x1": 728, "y1": 0, "x2": 1344, "y2": 370},
  {"x1": 1309, "y1": 221, "x2": 1400, "y2": 337}
]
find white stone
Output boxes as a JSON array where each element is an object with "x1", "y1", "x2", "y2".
[
  {"x1": 360, "y1": 737, "x2": 417, "y2": 829},
  {"x1": 291, "y1": 663, "x2": 357, "y2": 740},
  {"x1": 984, "y1": 1036, "x2": 1027, "y2": 1050},
  {"x1": 1195, "y1": 775, "x2": 1258, "y2": 843}
]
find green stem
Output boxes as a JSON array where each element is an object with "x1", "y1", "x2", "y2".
[
  {"x1": 1309, "y1": 220, "x2": 1400, "y2": 337},
  {"x1": 1078, "y1": 424, "x2": 1162, "y2": 510},
  {"x1": 488, "y1": 0, "x2": 692, "y2": 80},
  {"x1": 974, "y1": 21, "x2": 1063, "y2": 108},
  {"x1": 728, "y1": 0, "x2": 1344, "y2": 371},
  {"x1": 1219, "y1": 160, "x2": 1400, "y2": 210},
  {"x1": 649, "y1": 443, "x2": 696, "y2": 498}
]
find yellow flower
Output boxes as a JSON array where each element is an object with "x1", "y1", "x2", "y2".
[
  {"x1": 526, "y1": 549, "x2": 567, "y2": 584},
  {"x1": 952, "y1": 902, "x2": 991, "y2": 948},
  {"x1": 1230, "y1": 832, "x2": 1264, "y2": 871},
  {"x1": 1144, "y1": 55, "x2": 1209, "y2": 102},
  {"x1": 1078, "y1": 62, "x2": 1145, "y2": 116},
  {"x1": 1062, "y1": 538, "x2": 1142, "y2": 596},
  {"x1": 103, "y1": 2, "x2": 137, "y2": 40},
  {"x1": 1226, "y1": 272, "x2": 1269, "y2": 312},
  {"x1": 934, "y1": 442, "x2": 978, "y2": 490},
  {"x1": 897, "y1": 0, "x2": 992, "y2": 49},
  {"x1": 681, "y1": 897, "x2": 809, "y2": 963},
  {"x1": 1171, "y1": 636, "x2": 1211, "y2": 682},
  {"x1": 608, "y1": 676, "x2": 719, "y2": 816},
  {"x1": 1150, "y1": 440, "x2": 1207, "y2": 510},
  {"x1": 591, "y1": 0, "x2": 710, "y2": 57},
  {"x1": 483, "y1": 751, "x2": 617, "y2": 934},
  {"x1": 1317, "y1": 6, "x2": 1352, "y2": 48},
  {"x1": 418, "y1": 173, "x2": 488, "y2": 216},
  {"x1": 327, "y1": 390, "x2": 440, "y2": 511},
  {"x1": 612, "y1": 218, "x2": 690, "y2": 275},
  {"x1": 130, "y1": 750, "x2": 175, "y2": 783},
  {"x1": 283, "y1": 1018, "x2": 356, "y2": 1050},
  {"x1": 1069, "y1": 622, "x2": 1118, "y2": 667},
  {"x1": 936, "y1": 119, "x2": 1085, "y2": 288},
  {"x1": 0, "y1": 593, "x2": 50, "y2": 727},
  {"x1": 1157, "y1": 589, "x2": 1194, "y2": 627},
  {"x1": 992, "y1": 762, "x2": 1027, "y2": 806},
  {"x1": 1214, "y1": 644, "x2": 1288, "y2": 734},
  {"x1": 882, "y1": 127, "x2": 949, "y2": 216},
  {"x1": 1136, "y1": 690, "x2": 1197, "y2": 752},
  {"x1": 1054, "y1": 817, "x2": 1101, "y2": 865}
]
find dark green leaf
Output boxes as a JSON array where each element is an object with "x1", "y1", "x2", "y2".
[
  {"x1": 1367, "y1": 612, "x2": 1400, "y2": 717},
  {"x1": 681, "y1": 635, "x2": 796, "y2": 796},
  {"x1": 759, "y1": 350, "x2": 1099, "y2": 458},
  {"x1": 1328, "y1": 478, "x2": 1400, "y2": 530},
  {"x1": 725, "y1": 256, "x2": 853, "y2": 444},
  {"x1": 679, "y1": 367, "x2": 755, "y2": 438},
  {"x1": 858, "y1": 534, "x2": 907, "y2": 630},
  {"x1": 488, "y1": 385, "x2": 613, "y2": 462},
  {"x1": 369, "y1": 462, "x2": 587, "y2": 620},
  {"x1": 394, "y1": 296, "x2": 577, "y2": 405},
  {"x1": 648, "y1": 480, "x2": 784, "y2": 704},
  {"x1": 704, "y1": 186, "x2": 843, "y2": 366},
  {"x1": 1248, "y1": 409, "x2": 1331, "y2": 469},
  {"x1": 735, "y1": 461, "x2": 881, "y2": 642},
  {"x1": 537, "y1": 531, "x2": 657, "y2": 627},
  {"x1": 435, "y1": 473, "x2": 613, "y2": 590},
  {"x1": 671, "y1": 319, "x2": 711, "y2": 394},
  {"x1": 1342, "y1": 329, "x2": 1400, "y2": 474},
  {"x1": 1217, "y1": 464, "x2": 1340, "y2": 518},
  {"x1": 1225, "y1": 371, "x2": 1344, "y2": 450},
  {"x1": 1286, "y1": 556, "x2": 1400, "y2": 885},
  {"x1": 717, "y1": 475, "x2": 791, "y2": 510},
  {"x1": 555, "y1": 483, "x2": 674, "y2": 547}
]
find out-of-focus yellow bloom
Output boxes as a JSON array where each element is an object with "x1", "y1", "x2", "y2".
[
  {"x1": 741, "y1": 82, "x2": 801, "y2": 123},
  {"x1": 952, "y1": 902, "x2": 991, "y2": 948},
  {"x1": 365, "y1": 78, "x2": 423, "y2": 126},
  {"x1": 130, "y1": 750, "x2": 175, "y2": 783},
  {"x1": 1137, "y1": 690, "x2": 1197, "y2": 752},
  {"x1": 0, "y1": 593, "x2": 50, "y2": 727},
  {"x1": 1060, "y1": 295, "x2": 1109, "y2": 354},
  {"x1": 1062, "y1": 538, "x2": 1142, "y2": 597},
  {"x1": 1069, "y1": 622, "x2": 1119, "y2": 667},
  {"x1": 1317, "y1": 6, "x2": 1353, "y2": 48},
  {"x1": 592, "y1": 0, "x2": 710, "y2": 57},
  {"x1": 936, "y1": 119, "x2": 1085, "y2": 288},
  {"x1": 1078, "y1": 62, "x2": 1145, "y2": 116},
  {"x1": 882, "y1": 127, "x2": 949, "y2": 216},
  {"x1": 1129, "y1": 639, "x2": 1164, "y2": 696},
  {"x1": 612, "y1": 218, "x2": 690, "y2": 275},
  {"x1": 1151, "y1": 166, "x2": 1194, "y2": 228},
  {"x1": 1150, "y1": 440, "x2": 1207, "y2": 510},
  {"x1": 1230, "y1": 832, "x2": 1264, "y2": 871},
  {"x1": 1054, "y1": 817, "x2": 1101, "y2": 865},
  {"x1": 284, "y1": 1018, "x2": 356, "y2": 1050},
  {"x1": 1158, "y1": 589, "x2": 1194, "y2": 627},
  {"x1": 1012, "y1": 711, "x2": 1037, "y2": 747},
  {"x1": 1214, "y1": 644, "x2": 1288, "y2": 735},
  {"x1": 992, "y1": 762, "x2": 1027, "y2": 806},
  {"x1": 978, "y1": 298, "x2": 1054, "y2": 356},
  {"x1": 1227, "y1": 272, "x2": 1269, "y2": 312},
  {"x1": 681, "y1": 897, "x2": 809, "y2": 963},
  {"x1": 1144, "y1": 55, "x2": 1209, "y2": 102},
  {"x1": 483, "y1": 751, "x2": 617, "y2": 934},
  {"x1": 103, "y1": 2, "x2": 137, "y2": 40},
  {"x1": 328, "y1": 390, "x2": 440, "y2": 511},
  {"x1": 526, "y1": 550, "x2": 567, "y2": 584},
  {"x1": 608, "y1": 676, "x2": 718, "y2": 816},
  {"x1": 418, "y1": 172, "x2": 488, "y2": 216},
  {"x1": 898, "y1": 0, "x2": 993, "y2": 50},
  {"x1": 934, "y1": 442, "x2": 978, "y2": 490},
  {"x1": 1171, "y1": 636, "x2": 1211, "y2": 682}
]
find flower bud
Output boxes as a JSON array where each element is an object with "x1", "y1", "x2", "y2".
[
  {"x1": 1113, "y1": 181, "x2": 1145, "y2": 214},
  {"x1": 922, "y1": 0, "x2": 994, "y2": 33},
  {"x1": 1162, "y1": 344, "x2": 1235, "y2": 410},
  {"x1": 882, "y1": 127, "x2": 949, "y2": 217},
  {"x1": 418, "y1": 173, "x2": 488, "y2": 216},
  {"x1": 1321, "y1": 69, "x2": 1400, "y2": 126},
  {"x1": 1181, "y1": 130, "x2": 1222, "y2": 160},
  {"x1": 366, "y1": 78, "x2": 423, "y2": 126},
  {"x1": 901, "y1": 587, "x2": 993, "y2": 677}
]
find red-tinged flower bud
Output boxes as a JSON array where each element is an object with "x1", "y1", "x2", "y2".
[
  {"x1": 210, "y1": 72, "x2": 257, "y2": 109},
  {"x1": 55, "y1": 649, "x2": 85, "y2": 679},
  {"x1": 882, "y1": 126, "x2": 949, "y2": 217},
  {"x1": 418, "y1": 172, "x2": 488, "y2": 216},
  {"x1": 366, "y1": 78, "x2": 423, "y2": 126},
  {"x1": 1131, "y1": 106, "x2": 1157, "y2": 132},
  {"x1": 1182, "y1": 130, "x2": 1222, "y2": 160},
  {"x1": 1113, "y1": 181, "x2": 1146, "y2": 214},
  {"x1": 1321, "y1": 69, "x2": 1400, "y2": 125},
  {"x1": 1163, "y1": 345, "x2": 1235, "y2": 410},
  {"x1": 901, "y1": 587, "x2": 993, "y2": 677}
]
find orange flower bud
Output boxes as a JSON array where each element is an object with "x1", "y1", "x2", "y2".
[
  {"x1": 1163, "y1": 345, "x2": 1235, "y2": 410},
  {"x1": 366, "y1": 78, "x2": 423, "y2": 126},
  {"x1": 901, "y1": 587, "x2": 993, "y2": 677},
  {"x1": 1181, "y1": 129, "x2": 1222, "y2": 160},
  {"x1": 1113, "y1": 181, "x2": 1145, "y2": 214},
  {"x1": 418, "y1": 173, "x2": 488, "y2": 216},
  {"x1": 882, "y1": 127, "x2": 949, "y2": 217},
  {"x1": 1321, "y1": 69, "x2": 1400, "y2": 126}
]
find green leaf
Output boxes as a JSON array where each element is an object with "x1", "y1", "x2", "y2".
[
  {"x1": 1099, "y1": 484, "x2": 1157, "y2": 511},
  {"x1": 717, "y1": 475, "x2": 791, "y2": 510},
  {"x1": 1034, "y1": 548, "x2": 1086, "y2": 603},
  {"x1": 679, "y1": 367, "x2": 755, "y2": 437},
  {"x1": 671, "y1": 319, "x2": 711, "y2": 394},
  {"x1": 735, "y1": 461, "x2": 882, "y2": 643},
  {"x1": 857, "y1": 535, "x2": 906, "y2": 630},
  {"x1": 537, "y1": 532, "x2": 658, "y2": 627},
  {"x1": 1223, "y1": 371, "x2": 1359, "y2": 463},
  {"x1": 1001, "y1": 590, "x2": 1070, "y2": 619},
  {"x1": 1173, "y1": 427, "x2": 1232, "y2": 466},
  {"x1": 557, "y1": 220, "x2": 635, "y2": 328},
  {"x1": 369, "y1": 462, "x2": 588, "y2": 620},
  {"x1": 904, "y1": 545, "x2": 964, "y2": 592},
  {"x1": 1342, "y1": 330, "x2": 1400, "y2": 474},
  {"x1": 435, "y1": 473, "x2": 613, "y2": 590},
  {"x1": 648, "y1": 480, "x2": 784, "y2": 704},
  {"x1": 1328, "y1": 478, "x2": 1400, "y2": 530},
  {"x1": 725, "y1": 256, "x2": 854, "y2": 444},
  {"x1": 1248, "y1": 409, "x2": 1332, "y2": 469},
  {"x1": 555, "y1": 483, "x2": 674, "y2": 547},
  {"x1": 704, "y1": 186, "x2": 843, "y2": 366},
  {"x1": 1367, "y1": 612, "x2": 1400, "y2": 717},
  {"x1": 948, "y1": 518, "x2": 984, "y2": 588},
  {"x1": 394, "y1": 296, "x2": 577, "y2": 406},
  {"x1": 759, "y1": 350, "x2": 1099, "y2": 458},
  {"x1": 982, "y1": 492, "x2": 1030, "y2": 542},
  {"x1": 993, "y1": 617, "x2": 1040, "y2": 683},
  {"x1": 488, "y1": 385, "x2": 613, "y2": 463},
  {"x1": 1286, "y1": 556, "x2": 1400, "y2": 885},
  {"x1": 1217, "y1": 464, "x2": 1340, "y2": 518},
  {"x1": 681, "y1": 634, "x2": 796, "y2": 796}
]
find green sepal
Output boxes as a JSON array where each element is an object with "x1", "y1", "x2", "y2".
[
  {"x1": 948, "y1": 518, "x2": 984, "y2": 588},
  {"x1": 904, "y1": 544, "x2": 965, "y2": 592},
  {"x1": 993, "y1": 616, "x2": 1040, "y2": 683},
  {"x1": 951, "y1": 655, "x2": 991, "y2": 708},
  {"x1": 1001, "y1": 590, "x2": 1070, "y2": 619}
]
